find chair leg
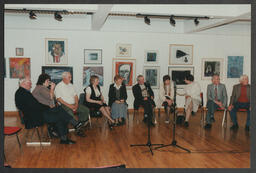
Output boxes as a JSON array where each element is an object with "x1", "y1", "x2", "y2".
[
  {"x1": 36, "y1": 127, "x2": 42, "y2": 147},
  {"x1": 222, "y1": 110, "x2": 227, "y2": 128},
  {"x1": 88, "y1": 114, "x2": 92, "y2": 128},
  {"x1": 16, "y1": 134, "x2": 22, "y2": 149}
]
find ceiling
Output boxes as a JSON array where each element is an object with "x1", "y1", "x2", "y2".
[{"x1": 4, "y1": 4, "x2": 251, "y2": 33}]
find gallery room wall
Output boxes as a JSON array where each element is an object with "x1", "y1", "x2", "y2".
[{"x1": 4, "y1": 14, "x2": 251, "y2": 111}]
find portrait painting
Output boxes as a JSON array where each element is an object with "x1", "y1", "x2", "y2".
[
  {"x1": 112, "y1": 58, "x2": 136, "y2": 87},
  {"x1": 144, "y1": 50, "x2": 159, "y2": 64},
  {"x1": 168, "y1": 66, "x2": 194, "y2": 89},
  {"x1": 202, "y1": 58, "x2": 223, "y2": 80},
  {"x1": 227, "y1": 56, "x2": 244, "y2": 78},
  {"x1": 116, "y1": 44, "x2": 132, "y2": 57},
  {"x1": 143, "y1": 66, "x2": 160, "y2": 89},
  {"x1": 9, "y1": 58, "x2": 30, "y2": 78},
  {"x1": 45, "y1": 38, "x2": 68, "y2": 65},
  {"x1": 83, "y1": 66, "x2": 104, "y2": 87},
  {"x1": 169, "y1": 44, "x2": 193, "y2": 65},
  {"x1": 42, "y1": 66, "x2": 73, "y2": 84},
  {"x1": 84, "y1": 49, "x2": 102, "y2": 64},
  {"x1": 16, "y1": 48, "x2": 24, "y2": 56}
]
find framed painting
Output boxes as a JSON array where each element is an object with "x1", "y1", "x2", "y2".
[
  {"x1": 45, "y1": 38, "x2": 68, "y2": 65},
  {"x1": 143, "y1": 66, "x2": 160, "y2": 89},
  {"x1": 42, "y1": 66, "x2": 73, "y2": 84},
  {"x1": 16, "y1": 48, "x2": 24, "y2": 56},
  {"x1": 83, "y1": 66, "x2": 104, "y2": 88},
  {"x1": 168, "y1": 66, "x2": 194, "y2": 89},
  {"x1": 144, "y1": 50, "x2": 159, "y2": 64},
  {"x1": 84, "y1": 49, "x2": 102, "y2": 64},
  {"x1": 112, "y1": 58, "x2": 136, "y2": 88},
  {"x1": 227, "y1": 56, "x2": 244, "y2": 78},
  {"x1": 9, "y1": 58, "x2": 30, "y2": 78},
  {"x1": 202, "y1": 58, "x2": 224, "y2": 80},
  {"x1": 169, "y1": 44, "x2": 193, "y2": 65},
  {"x1": 116, "y1": 44, "x2": 132, "y2": 57}
]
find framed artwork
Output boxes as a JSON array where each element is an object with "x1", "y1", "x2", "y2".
[
  {"x1": 143, "y1": 66, "x2": 160, "y2": 89},
  {"x1": 45, "y1": 38, "x2": 68, "y2": 65},
  {"x1": 227, "y1": 56, "x2": 244, "y2": 78},
  {"x1": 202, "y1": 58, "x2": 224, "y2": 80},
  {"x1": 169, "y1": 44, "x2": 193, "y2": 65},
  {"x1": 9, "y1": 58, "x2": 30, "y2": 78},
  {"x1": 83, "y1": 66, "x2": 104, "y2": 88},
  {"x1": 112, "y1": 58, "x2": 136, "y2": 87},
  {"x1": 168, "y1": 66, "x2": 194, "y2": 89},
  {"x1": 42, "y1": 66, "x2": 73, "y2": 84},
  {"x1": 16, "y1": 48, "x2": 24, "y2": 56},
  {"x1": 144, "y1": 50, "x2": 159, "y2": 64},
  {"x1": 116, "y1": 44, "x2": 132, "y2": 57},
  {"x1": 84, "y1": 49, "x2": 102, "y2": 64}
]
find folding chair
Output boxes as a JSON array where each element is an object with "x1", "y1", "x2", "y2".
[{"x1": 223, "y1": 108, "x2": 247, "y2": 128}]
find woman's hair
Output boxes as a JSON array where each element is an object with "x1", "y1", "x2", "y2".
[
  {"x1": 90, "y1": 75, "x2": 99, "y2": 85},
  {"x1": 163, "y1": 75, "x2": 171, "y2": 83},
  {"x1": 114, "y1": 74, "x2": 123, "y2": 82},
  {"x1": 185, "y1": 74, "x2": 194, "y2": 82},
  {"x1": 36, "y1": 73, "x2": 51, "y2": 85}
]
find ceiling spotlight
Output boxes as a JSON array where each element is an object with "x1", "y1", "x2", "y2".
[
  {"x1": 29, "y1": 11, "x2": 37, "y2": 19},
  {"x1": 144, "y1": 16, "x2": 150, "y2": 25},
  {"x1": 54, "y1": 12, "x2": 62, "y2": 21},
  {"x1": 169, "y1": 15, "x2": 175, "y2": 26},
  {"x1": 194, "y1": 18, "x2": 199, "y2": 26}
]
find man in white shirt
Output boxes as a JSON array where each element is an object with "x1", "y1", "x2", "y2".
[{"x1": 55, "y1": 72, "x2": 89, "y2": 129}]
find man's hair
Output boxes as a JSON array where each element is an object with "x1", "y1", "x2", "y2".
[
  {"x1": 185, "y1": 74, "x2": 194, "y2": 82},
  {"x1": 239, "y1": 74, "x2": 248, "y2": 82},
  {"x1": 36, "y1": 73, "x2": 51, "y2": 85},
  {"x1": 18, "y1": 77, "x2": 27, "y2": 85},
  {"x1": 163, "y1": 75, "x2": 171, "y2": 82},
  {"x1": 211, "y1": 74, "x2": 220, "y2": 79},
  {"x1": 90, "y1": 75, "x2": 99, "y2": 85},
  {"x1": 114, "y1": 74, "x2": 123, "y2": 81},
  {"x1": 137, "y1": 75, "x2": 144, "y2": 82},
  {"x1": 62, "y1": 72, "x2": 70, "y2": 79}
]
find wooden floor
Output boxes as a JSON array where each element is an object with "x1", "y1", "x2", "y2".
[{"x1": 4, "y1": 110, "x2": 250, "y2": 168}]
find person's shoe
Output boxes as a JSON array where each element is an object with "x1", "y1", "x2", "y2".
[
  {"x1": 108, "y1": 122, "x2": 114, "y2": 130},
  {"x1": 74, "y1": 122, "x2": 83, "y2": 131},
  {"x1": 230, "y1": 124, "x2": 239, "y2": 130},
  {"x1": 184, "y1": 121, "x2": 189, "y2": 127},
  {"x1": 150, "y1": 121, "x2": 155, "y2": 127},
  {"x1": 245, "y1": 126, "x2": 250, "y2": 131},
  {"x1": 204, "y1": 123, "x2": 212, "y2": 129},
  {"x1": 76, "y1": 130, "x2": 86, "y2": 137},
  {"x1": 165, "y1": 120, "x2": 170, "y2": 124},
  {"x1": 143, "y1": 117, "x2": 148, "y2": 123},
  {"x1": 47, "y1": 128, "x2": 59, "y2": 138},
  {"x1": 210, "y1": 117, "x2": 215, "y2": 123},
  {"x1": 60, "y1": 139, "x2": 76, "y2": 144},
  {"x1": 191, "y1": 111, "x2": 195, "y2": 116},
  {"x1": 121, "y1": 118, "x2": 126, "y2": 125}
]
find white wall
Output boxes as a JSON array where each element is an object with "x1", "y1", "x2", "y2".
[{"x1": 4, "y1": 14, "x2": 251, "y2": 111}]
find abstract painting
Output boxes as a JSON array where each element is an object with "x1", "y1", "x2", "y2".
[
  {"x1": 144, "y1": 50, "x2": 159, "y2": 64},
  {"x1": 227, "y1": 56, "x2": 243, "y2": 78},
  {"x1": 202, "y1": 58, "x2": 223, "y2": 80},
  {"x1": 143, "y1": 66, "x2": 160, "y2": 89},
  {"x1": 116, "y1": 44, "x2": 132, "y2": 57},
  {"x1": 169, "y1": 44, "x2": 193, "y2": 65},
  {"x1": 9, "y1": 58, "x2": 30, "y2": 78},
  {"x1": 84, "y1": 49, "x2": 102, "y2": 64},
  {"x1": 42, "y1": 66, "x2": 73, "y2": 84},
  {"x1": 83, "y1": 66, "x2": 104, "y2": 88},
  {"x1": 168, "y1": 66, "x2": 194, "y2": 89}
]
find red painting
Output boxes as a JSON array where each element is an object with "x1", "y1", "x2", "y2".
[
  {"x1": 115, "y1": 62, "x2": 133, "y2": 86},
  {"x1": 9, "y1": 58, "x2": 31, "y2": 78}
]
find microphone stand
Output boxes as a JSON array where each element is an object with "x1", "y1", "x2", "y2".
[{"x1": 154, "y1": 81, "x2": 191, "y2": 153}]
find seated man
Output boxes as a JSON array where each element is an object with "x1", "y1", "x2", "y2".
[
  {"x1": 204, "y1": 74, "x2": 228, "y2": 129},
  {"x1": 132, "y1": 75, "x2": 156, "y2": 126},
  {"x1": 15, "y1": 77, "x2": 75, "y2": 144},
  {"x1": 228, "y1": 74, "x2": 250, "y2": 131},
  {"x1": 55, "y1": 72, "x2": 89, "y2": 127}
]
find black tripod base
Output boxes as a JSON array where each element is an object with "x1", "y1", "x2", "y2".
[
  {"x1": 154, "y1": 140, "x2": 191, "y2": 153},
  {"x1": 130, "y1": 143, "x2": 163, "y2": 155}
]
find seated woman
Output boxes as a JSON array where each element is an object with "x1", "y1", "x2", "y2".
[
  {"x1": 32, "y1": 73, "x2": 85, "y2": 137},
  {"x1": 182, "y1": 74, "x2": 201, "y2": 127},
  {"x1": 108, "y1": 75, "x2": 128, "y2": 126},
  {"x1": 159, "y1": 75, "x2": 174, "y2": 124},
  {"x1": 84, "y1": 75, "x2": 115, "y2": 129}
]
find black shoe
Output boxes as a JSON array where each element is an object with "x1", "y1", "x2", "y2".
[
  {"x1": 76, "y1": 130, "x2": 86, "y2": 137},
  {"x1": 60, "y1": 139, "x2": 76, "y2": 144},
  {"x1": 204, "y1": 123, "x2": 212, "y2": 129},
  {"x1": 74, "y1": 122, "x2": 83, "y2": 131},
  {"x1": 230, "y1": 124, "x2": 239, "y2": 130},
  {"x1": 184, "y1": 121, "x2": 189, "y2": 127},
  {"x1": 210, "y1": 117, "x2": 215, "y2": 123},
  {"x1": 245, "y1": 126, "x2": 250, "y2": 131},
  {"x1": 121, "y1": 118, "x2": 126, "y2": 125},
  {"x1": 108, "y1": 122, "x2": 114, "y2": 130},
  {"x1": 150, "y1": 122, "x2": 155, "y2": 127},
  {"x1": 191, "y1": 111, "x2": 195, "y2": 116},
  {"x1": 143, "y1": 117, "x2": 148, "y2": 123}
]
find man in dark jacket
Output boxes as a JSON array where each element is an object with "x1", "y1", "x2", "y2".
[
  {"x1": 132, "y1": 75, "x2": 156, "y2": 125},
  {"x1": 15, "y1": 77, "x2": 75, "y2": 144}
]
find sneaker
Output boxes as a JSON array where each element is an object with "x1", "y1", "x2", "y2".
[
  {"x1": 230, "y1": 124, "x2": 239, "y2": 130},
  {"x1": 204, "y1": 123, "x2": 212, "y2": 129},
  {"x1": 184, "y1": 121, "x2": 189, "y2": 127},
  {"x1": 210, "y1": 117, "x2": 215, "y2": 123},
  {"x1": 74, "y1": 122, "x2": 83, "y2": 131},
  {"x1": 245, "y1": 126, "x2": 250, "y2": 131}
]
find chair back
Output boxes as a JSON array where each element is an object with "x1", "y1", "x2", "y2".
[{"x1": 79, "y1": 93, "x2": 85, "y2": 105}]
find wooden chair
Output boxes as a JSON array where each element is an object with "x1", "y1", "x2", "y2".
[{"x1": 222, "y1": 108, "x2": 248, "y2": 128}]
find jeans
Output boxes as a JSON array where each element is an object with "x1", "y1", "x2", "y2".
[{"x1": 230, "y1": 102, "x2": 250, "y2": 127}]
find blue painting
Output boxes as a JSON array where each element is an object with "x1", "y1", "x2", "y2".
[
  {"x1": 83, "y1": 66, "x2": 103, "y2": 88},
  {"x1": 227, "y1": 56, "x2": 243, "y2": 78},
  {"x1": 42, "y1": 66, "x2": 73, "y2": 84}
]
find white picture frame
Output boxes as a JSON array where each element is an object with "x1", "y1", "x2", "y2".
[
  {"x1": 84, "y1": 49, "x2": 102, "y2": 64},
  {"x1": 143, "y1": 66, "x2": 160, "y2": 89},
  {"x1": 116, "y1": 44, "x2": 132, "y2": 57},
  {"x1": 168, "y1": 66, "x2": 194, "y2": 89},
  {"x1": 169, "y1": 44, "x2": 193, "y2": 65},
  {"x1": 202, "y1": 58, "x2": 224, "y2": 80}
]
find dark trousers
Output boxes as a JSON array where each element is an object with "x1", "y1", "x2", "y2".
[
  {"x1": 142, "y1": 99, "x2": 155, "y2": 120},
  {"x1": 206, "y1": 100, "x2": 220, "y2": 124},
  {"x1": 230, "y1": 102, "x2": 250, "y2": 127}
]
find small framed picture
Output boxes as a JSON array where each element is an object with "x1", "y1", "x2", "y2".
[
  {"x1": 168, "y1": 66, "x2": 194, "y2": 89},
  {"x1": 227, "y1": 56, "x2": 244, "y2": 78},
  {"x1": 143, "y1": 66, "x2": 160, "y2": 89},
  {"x1": 16, "y1": 48, "x2": 24, "y2": 56},
  {"x1": 144, "y1": 50, "x2": 159, "y2": 64},
  {"x1": 83, "y1": 66, "x2": 104, "y2": 87},
  {"x1": 169, "y1": 44, "x2": 193, "y2": 65},
  {"x1": 84, "y1": 49, "x2": 102, "y2": 64},
  {"x1": 202, "y1": 58, "x2": 224, "y2": 80},
  {"x1": 116, "y1": 44, "x2": 132, "y2": 57}
]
